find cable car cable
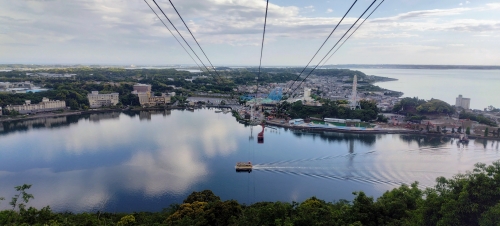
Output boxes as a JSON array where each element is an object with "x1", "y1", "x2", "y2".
[
  {"x1": 167, "y1": 0, "x2": 223, "y2": 82},
  {"x1": 150, "y1": 0, "x2": 218, "y2": 83},
  {"x1": 320, "y1": 0, "x2": 385, "y2": 68},
  {"x1": 254, "y1": 0, "x2": 270, "y2": 104},
  {"x1": 288, "y1": 0, "x2": 378, "y2": 97},
  {"x1": 144, "y1": 0, "x2": 204, "y2": 73},
  {"x1": 283, "y1": 0, "x2": 358, "y2": 97}
]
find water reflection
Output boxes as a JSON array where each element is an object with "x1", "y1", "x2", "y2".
[
  {"x1": 0, "y1": 110, "x2": 499, "y2": 213},
  {"x1": 292, "y1": 131, "x2": 376, "y2": 146},
  {"x1": 0, "y1": 110, "x2": 245, "y2": 212},
  {"x1": 399, "y1": 134, "x2": 452, "y2": 147}
]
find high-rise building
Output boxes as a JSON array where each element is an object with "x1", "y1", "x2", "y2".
[{"x1": 455, "y1": 95, "x2": 471, "y2": 110}]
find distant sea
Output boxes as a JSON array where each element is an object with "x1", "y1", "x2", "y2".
[{"x1": 354, "y1": 68, "x2": 500, "y2": 110}]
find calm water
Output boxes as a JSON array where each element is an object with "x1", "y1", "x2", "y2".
[
  {"x1": 1, "y1": 109, "x2": 499, "y2": 213},
  {"x1": 357, "y1": 69, "x2": 500, "y2": 110}
]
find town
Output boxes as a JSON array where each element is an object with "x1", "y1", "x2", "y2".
[{"x1": 0, "y1": 67, "x2": 499, "y2": 139}]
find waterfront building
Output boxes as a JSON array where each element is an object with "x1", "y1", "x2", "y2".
[
  {"x1": 5, "y1": 97, "x2": 66, "y2": 114},
  {"x1": 87, "y1": 91, "x2": 119, "y2": 108},
  {"x1": 456, "y1": 95, "x2": 471, "y2": 110},
  {"x1": 133, "y1": 83, "x2": 152, "y2": 93},
  {"x1": 137, "y1": 92, "x2": 171, "y2": 106}
]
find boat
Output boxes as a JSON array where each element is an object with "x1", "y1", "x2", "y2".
[
  {"x1": 215, "y1": 110, "x2": 222, "y2": 113},
  {"x1": 235, "y1": 161, "x2": 252, "y2": 172}
]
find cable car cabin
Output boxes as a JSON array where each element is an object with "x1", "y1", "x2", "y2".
[
  {"x1": 236, "y1": 162, "x2": 252, "y2": 172},
  {"x1": 258, "y1": 122, "x2": 265, "y2": 144}
]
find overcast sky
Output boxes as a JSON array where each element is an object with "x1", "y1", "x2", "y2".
[{"x1": 1, "y1": 0, "x2": 499, "y2": 66}]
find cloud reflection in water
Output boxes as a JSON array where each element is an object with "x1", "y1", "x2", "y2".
[{"x1": 0, "y1": 110, "x2": 245, "y2": 212}]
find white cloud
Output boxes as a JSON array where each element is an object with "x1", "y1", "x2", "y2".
[{"x1": 0, "y1": 0, "x2": 499, "y2": 65}]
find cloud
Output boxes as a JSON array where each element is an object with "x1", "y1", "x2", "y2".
[
  {"x1": 0, "y1": 0, "x2": 499, "y2": 65},
  {"x1": 372, "y1": 7, "x2": 472, "y2": 23}
]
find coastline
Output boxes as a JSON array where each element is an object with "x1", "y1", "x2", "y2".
[
  {"x1": 266, "y1": 120, "x2": 500, "y2": 141},
  {"x1": 2, "y1": 108, "x2": 499, "y2": 141}
]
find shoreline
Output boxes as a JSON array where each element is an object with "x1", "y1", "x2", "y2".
[
  {"x1": 2, "y1": 108, "x2": 499, "y2": 141},
  {"x1": 266, "y1": 120, "x2": 500, "y2": 141}
]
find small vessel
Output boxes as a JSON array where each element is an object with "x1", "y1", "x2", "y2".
[
  {"x1": 235, "y1": 161, "x2": 252, "y2": 172},
  {"x1": 215, "y1": 110, "x2": 222, "y2": 113}
]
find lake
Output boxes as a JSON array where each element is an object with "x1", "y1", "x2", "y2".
[
  {"x1": 356, "y1": 68, "x2": 500, "y2": 110},
  {"x1": 1, "y1": 109, "x2": 499, "y2": 213}
]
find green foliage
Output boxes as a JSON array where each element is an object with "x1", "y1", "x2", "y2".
[
  {"x1": 460, "y1": 111, "x2": 498, "y2": 127},
  {"x1": 485, "y1": 127, "x2": 489, "y2": 137},
  {"x1": 416, "y1": 98, "x2": 455, "y2": 114},
  {"x1": 10, "y1": 184, "x2": 34, "y2": 211},
  {"x1": 117, "y1": 214, "x2": 136, "y2": 226},
  {"x1": 183, "y1": 190, "x2": 221, "y2": 204},
  {"x1": 392, "y1": 97, "x2": 427, "y2": 112},
  {"x1": 479, "y1": 203, "x2": 500, "y2": 226},
  {"x1": 466, "y1": 127, "x2": 471, "y2": 135}
]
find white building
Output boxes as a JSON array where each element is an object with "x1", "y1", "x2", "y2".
[
  {"x1": 303, "y1": 88, "x2": 313, "y2": 102},
  {"x1": 87, "y1": 91, "x2": 119, "y2": 108},
  {"x1": 5, "y1": 97, "x2": 66, "y2": 114},
  {"x1": 133, "y1": 83, "x2": 152, "y2": 93},
  {"x1": 456, "y1": 94, "x2": 471, "y2": 110}
]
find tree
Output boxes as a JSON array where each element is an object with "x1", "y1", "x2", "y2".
[
  {"x1": 458, "y1": 126, "x2": 462, "y2": 133},
  {"x1": 184, "y1": 190, "x2": 221, "y2": 204},
  {"x1": 485, "y1": 127, "x2": 489, "y2": 137},
  {"x1": 466, "y1": 127, "x2": 471, "y2": 135},
  {"x1": 10, "y1": 184, "x2": 34, "y2": 211},
  {"x1": 452, "y1": 127, "x2": 455, "y2": 134},
  {"x1": 498, "y1": 128, "x2": 500, "y2": 137}
]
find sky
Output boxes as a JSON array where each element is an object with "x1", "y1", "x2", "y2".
[{"x1": 0, "y1": 0, "x2": 499, "y2": 66}]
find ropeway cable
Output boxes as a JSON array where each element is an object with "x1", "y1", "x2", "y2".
[
  {"x1": 320, "y1": 0, "x2": 385, "y2": 68},
  {"x1": 288, "y1": 0, "x2": 378, "y2": 98},
  {"x1": 143, "y1": 0, "x2": 204, "y2": 73},
  {"x1": 254, "y1": 0, "x2": 270, "y2": 107},
  {"x1": 150, "y1": 0, "x2": 219, "y2": 83},
  {"x1": 167, "y1": 0, "x2": 223, "y2": 83},
  {"x1": 283, "y1": 0, "x2": 358, "y2": 98}
]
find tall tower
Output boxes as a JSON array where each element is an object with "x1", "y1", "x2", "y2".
[{"x1": 350, "y1": 75, "x2": 359, "y2": 110}]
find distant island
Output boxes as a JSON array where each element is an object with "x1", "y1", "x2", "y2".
[{"x1": 325, "y1": 64, "x2": 500, "y2": 70}]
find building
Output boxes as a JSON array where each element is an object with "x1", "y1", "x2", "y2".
[
  {"x1": 133, "y1": 83, "x2": 152, "y2": 93},
  {"x1": 137, "y1": 92, "x2": 171, "y2": 106},
  {"x1": 456, "y1": 95, "x2": 471, "y2": 110},
  {"x1": 87, "y1": 91, "x2": 119, "y2": 108},
  {"x1": 5, "y1": 97, "x2": 66, "y2": 114},
  {"x1": 303, "y1": 88, "x2": 312, "y2": 102}
]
